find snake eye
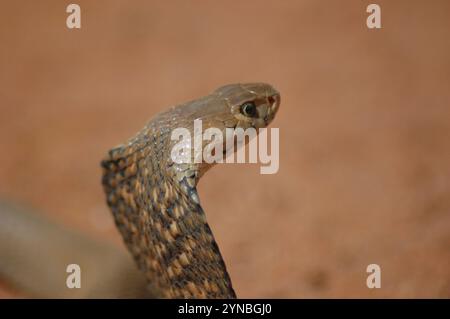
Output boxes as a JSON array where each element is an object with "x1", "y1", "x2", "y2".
[{"x1": 241, "y1": 102, "x2": 257, "y2": 117}]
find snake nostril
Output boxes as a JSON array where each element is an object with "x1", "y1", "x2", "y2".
[{"x1": 268, "y1": 94, "x2": 280, "y2": 110}]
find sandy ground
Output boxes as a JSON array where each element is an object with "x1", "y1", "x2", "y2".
[{"x1": 0, "y1": 0, "x2": 449, "y2": 298}]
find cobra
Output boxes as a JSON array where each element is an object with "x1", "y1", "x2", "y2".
[
  {"x1": 0, "y1": 83, "x2": 280, "y2": 298},
  {"x1": 101, "y1": 83, "x2": 280, "y2": 298}
]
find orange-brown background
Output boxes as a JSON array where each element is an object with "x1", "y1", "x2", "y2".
[{"x1": 0, "y1": 0, "x2": 449, "y2": 298}]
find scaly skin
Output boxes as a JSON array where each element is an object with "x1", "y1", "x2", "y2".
[{"x1": 101, "y1": 83, "x2": 280, "y2": 298}]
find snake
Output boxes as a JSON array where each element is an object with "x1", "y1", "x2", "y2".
[
  {"x1": 0, "y1": 83, "x2": 279, "y2": 298},
  {"x1": 101, "y1": 83, "x2": 280, "y2": 298}
]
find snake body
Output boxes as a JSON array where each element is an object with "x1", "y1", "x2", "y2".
[{"x1": 101, "y1": 83, "x2": 280, "y2": 298}]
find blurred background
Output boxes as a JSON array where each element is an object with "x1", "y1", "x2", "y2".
[{"x1": 0, "y1": 0, "x2": 449, "y2": 298}]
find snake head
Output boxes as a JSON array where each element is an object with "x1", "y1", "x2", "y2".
[
  {"x1": 168, "y1": 83, "x2": 280, "y2": 197},
  {"x1": 215, "y1": 83, "x2": 281, "y2": 130}
]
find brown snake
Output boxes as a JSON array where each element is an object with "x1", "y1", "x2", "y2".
[{"x1": 101, "y1": 83, "x2": 280, "y2": 298}]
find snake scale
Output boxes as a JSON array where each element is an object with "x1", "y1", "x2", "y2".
[{"x1": 101, "y1": 83, "x2": 280, "y2": 298}]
